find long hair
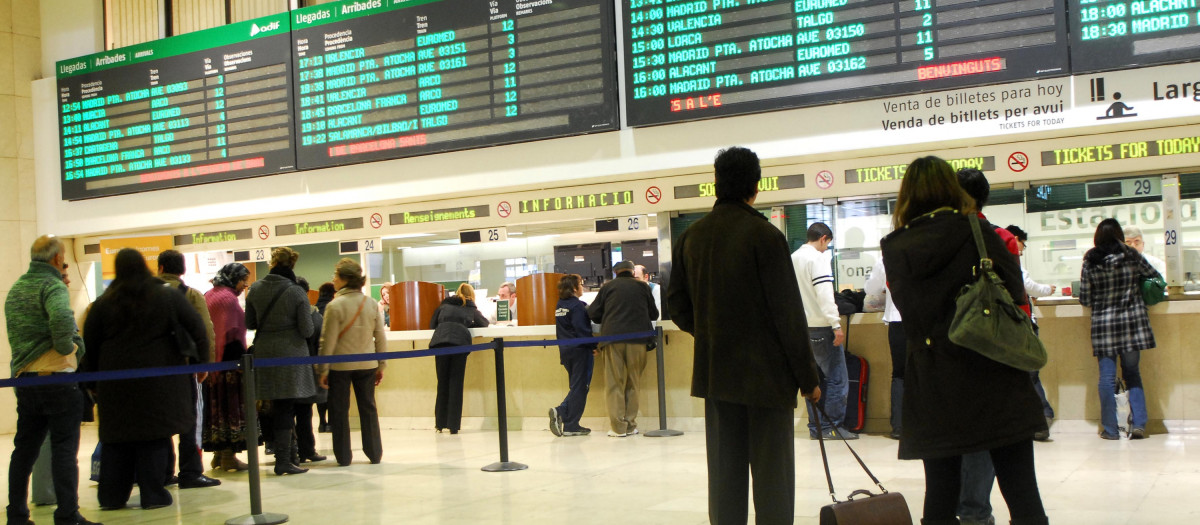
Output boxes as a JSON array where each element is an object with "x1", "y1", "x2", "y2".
[
  {"x1": 1085, "y1": 218, "x2": 1129, "y2": 265},
  {"x1": 104, "y1": 248, "x2": 156, "y2": 319},
  {"x1": 455, "y1": 282, "x2": 476, "y2": 306},
  {"x1": 892, "y1": 156, "x2": 976, "y2": 229}
]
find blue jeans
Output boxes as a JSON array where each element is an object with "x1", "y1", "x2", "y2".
[
  {"x1": 6, "y1": 382, "x2": 84, "y2": 525},
  {"x1": 806, "y1": 327, "x2": 848, "y2": 435},
  {"x1": 556, "y1": 351, "x2": 595, "y2": 431},
  {"x1": 958, "y1": 451, "x2": 996, "y2": 523},
  {"x1": 1098, "y1": 352, "x2": 1147, "y2": 435},
  {"x1": 1030, "y1": 371, "x2": 1054, "y2": 419}
]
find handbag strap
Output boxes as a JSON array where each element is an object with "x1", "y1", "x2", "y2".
[
  {"x1": 966, "y1": 214, "x2": 993, "y2": 274},
  {"x1": 814, "y1": 402, "x2": 889, "y2": 504},
  {"x1": 255, "y1": 284, "x2": 293, "y2": 329},
  {"x1": 338, "y1": 297, "x2": 368, "y2": 339}
]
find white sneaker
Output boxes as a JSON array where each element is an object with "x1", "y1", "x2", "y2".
[
  {"x1": 607, "y1": 430, "x2": 627, "y2": 437},
  {"x1": 628, "y1": 428, "x2": 640, "y2": 435},
  {"x1": 548, "y1": 408, "x2": 563, "y2": 437}
]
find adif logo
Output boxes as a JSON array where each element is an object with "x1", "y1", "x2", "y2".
[{"x1": 250, "y1": 20, "x2": 281, "y2": 37}]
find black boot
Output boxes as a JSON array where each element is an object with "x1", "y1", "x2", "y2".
[
  {"x1": 1011, "y1": 517, "x2": 1049, "y2": 525},
  {"x1": 274, "y1": 437, "x2": 308, "y2": 476},
  {"x1": 920, "y1": 519, "x2": 961, "y2": 525}
]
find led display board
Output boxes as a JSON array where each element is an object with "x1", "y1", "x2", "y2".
[
  {"x1": 1069, "y1": 0, "x2": 1200, "y2": 73},
  {"x1": 56, "y1": 13, "x2": 297, "y2": 200},
  {"x1": 291, "y1": 0, "x2": 619, "y2": 169},
  {"x1": 622, "y1": 0, "x2": 1070, "y2": 126}
]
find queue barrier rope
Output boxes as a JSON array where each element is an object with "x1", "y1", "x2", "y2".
[
  {"x1": 0, "y1": 329, "x2": 670, "y2": 525},
  {"x1": 0, "y1": 331, "x2": 661, "y2": 389}
]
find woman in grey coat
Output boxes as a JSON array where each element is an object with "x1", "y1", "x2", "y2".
[{"x1": 245, "y1": 247, "x2": 315, "y2": 475}]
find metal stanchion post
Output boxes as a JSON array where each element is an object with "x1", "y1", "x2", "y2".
[
  {"x1": 645, "y1": 327, "x2": 682, "y2": 437},
  {"x1": 226, "y1": 354, "x2": 288, "y2": 525},
  {"x1": 482, "y1": 338, "x2": 528, "y2": 472}
]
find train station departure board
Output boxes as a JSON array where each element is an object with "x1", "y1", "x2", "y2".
[
  {"x1": 290, "y1": 0, "x2": 619, "y2": 169},
  {"x1": 1068, "y1": 0, "x2": 1200, "y2": 73},
  {"x1": 56, "y1": 14, "x2": 297, "y2": 200},
  {"x1": 622, "y1": 0, "x2": 1070, "y2": 127}
]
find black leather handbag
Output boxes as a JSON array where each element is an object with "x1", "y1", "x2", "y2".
[{"x1": 814, "y1": 405, "x2": 913, "y2": 525}]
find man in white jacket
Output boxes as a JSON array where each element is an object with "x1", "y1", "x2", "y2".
[
  {"x1": 793, "y1": 222, "x2": 858, "y2": 440},
  {"x1": 864, "y1": 258, "x2": 904, "y2": 440}
]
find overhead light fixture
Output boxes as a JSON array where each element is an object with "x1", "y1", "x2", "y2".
[{"x1": 383, "y1": 233, "x2": 436, "y2": 239}]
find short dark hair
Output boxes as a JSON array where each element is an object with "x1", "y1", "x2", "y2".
[
  {"x1": 1005, "y1": 225, "x2": 1028, "y2": 242},
  {"x1": 806, "y1": 222, "x2": 833, "y2": 243},
  {"x1": 558, "y1": 274, "x2": 582, "y2": 300},
  {"x1": 957, "y1": 168, "x2": 990, "y2": 209},
  {"x1": 713, "y1": 146, "x2": 761, "y2": 202},
  {"x1": 158, "y1": 249, "x2": 185, "y2": 275}
]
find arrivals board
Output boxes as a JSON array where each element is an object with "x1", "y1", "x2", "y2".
[
  {"x1": 56, "y1": 14, "x2": 297, "y2": 200},
  {"x1": 290, "y1": 0, "x2": 619, "y2": 169},
  {"x1": 1068, "y1": 0, "x2": 1200, "y2": 73},
  {"x1": 622, "y1": 0, "x2": 1070, "y2": 127}
]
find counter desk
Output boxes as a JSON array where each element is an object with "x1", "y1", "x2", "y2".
[{"x1": 363, "y1": 301, "x2": 1200, "y2": 434}]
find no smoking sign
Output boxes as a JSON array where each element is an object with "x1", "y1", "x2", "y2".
[{"x1": 1008, "y1": 152, "x2": 1029, "y2": 172}]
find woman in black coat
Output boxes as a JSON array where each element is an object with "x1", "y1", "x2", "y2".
[
  {"x1": 881, "y1": 157, "x2": 1048, "y2": 525},
  {"x1": 429, "y1": 283, "x2": 489, "y2": 434},
  {"x1": 82, "y1": 248, "x2": 208, "y2": 510}
]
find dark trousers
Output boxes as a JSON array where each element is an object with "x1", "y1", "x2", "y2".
[
  {"x1": 98, "y1": 438, "x2": 173, "y2": 509},
  {"x1": 922, "y1": 440, "x2": 1046, "y2": 523},
  {"x1": 7, "y1": 384, "x2": 84, "y2": 524},
  {"x1": 294, "y1": 403, "x2": 317, "y2": 456},
  {"x1": 270, "y1": 398, "x2": 297, "y2": 460},
  {"x1": 328, "y1": 369, "x2": 382, "y2": 465},
  {"x1": 555, "y1": 352, "x2": 594, "y2": 431},
  {"x1": 434, "y1": 354, "x2": 468, "y2": 432},
  {"x1": 704, "y1": 398, "x2": 795, "y2": 525},
  {"x1": 168, "y1": 377, "x2": 204, "y2": 481},
  {"x1": 887, "y1": 322, "x2": 906, "y2": 435}
]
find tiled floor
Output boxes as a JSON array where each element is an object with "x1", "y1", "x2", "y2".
[{"x1": 7, "y1": 423, "x2": 1200, "y2": 524}]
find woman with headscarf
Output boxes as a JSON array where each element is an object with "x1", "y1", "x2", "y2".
[
  {"x1": 317, "y1": 258, "x2": 388, "y2": 465},
  {"x1": 83, "y1": 248, "x2": 208, "y2": 509},
  {"x1": 203, "y1": 262, "x2": 252, "y2": 471},
  {"x1": 244, "y1": 247, "x2": 315, "y2": 475}
]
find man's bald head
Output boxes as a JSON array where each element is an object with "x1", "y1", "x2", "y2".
[{"x1": 31, "y1": 235, "x2": 65, "y2": 265}]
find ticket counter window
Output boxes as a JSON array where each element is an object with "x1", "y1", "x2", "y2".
[
  {"x1": 378, "y1": 217, "x2": 659, "y2": 297},
  {"x1": 1022, "y1": 176, "x2": 1170, "y2": 294}
]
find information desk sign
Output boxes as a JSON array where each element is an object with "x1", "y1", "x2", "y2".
[
  {"x1": 622, "y1": 0, "x2": 1070, "y2": 127},
  {"x1": 1069, "y1": 0, "x2": 1200, "y2": 73},
  {"x1": 56, "y1": 13, "x2": 297, "y2": 200},
  {"x1": 291, "y1": 0, "x2": 619, "y2": 169}
]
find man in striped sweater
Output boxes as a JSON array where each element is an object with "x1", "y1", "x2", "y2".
[{"x1": 793, "y1": 222, "x2": 858, "y2": 440}]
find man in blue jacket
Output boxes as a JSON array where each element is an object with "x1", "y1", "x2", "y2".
[{"x1": 669, "y1": 147, "x2": 821, "y2": 524}]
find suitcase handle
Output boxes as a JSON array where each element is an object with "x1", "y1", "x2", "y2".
[
  {"x1": 846, "y1": 489, "x2": 877, "y2": 501},
  {"x1": 814, "y1": 403, "x2": 890, "y2": 503}
]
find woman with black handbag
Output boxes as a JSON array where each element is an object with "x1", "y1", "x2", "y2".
[
  {"x1": 1079, "y1": 218, "x2": 1161, "y2": 440},
  {"x1": 881, "y1": 157, "x2": 1048, "y2": 525},
  {"x1": 202, "y1": 263, "x2": 253, "y2": 471}
]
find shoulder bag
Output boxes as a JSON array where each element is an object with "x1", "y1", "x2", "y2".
[
  {"x1": 814, "y1": 404, "x2": 913, "y2": 525},
  {"x1": 1141, "y1": 275, "x2": 1167, "y2": 306},
  {"x1": 245, "y1": 284, "x2": 294, "y2": 356},
  {"x1": 947, "y1": 215, "x2": 1048, "y2": 371}
]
